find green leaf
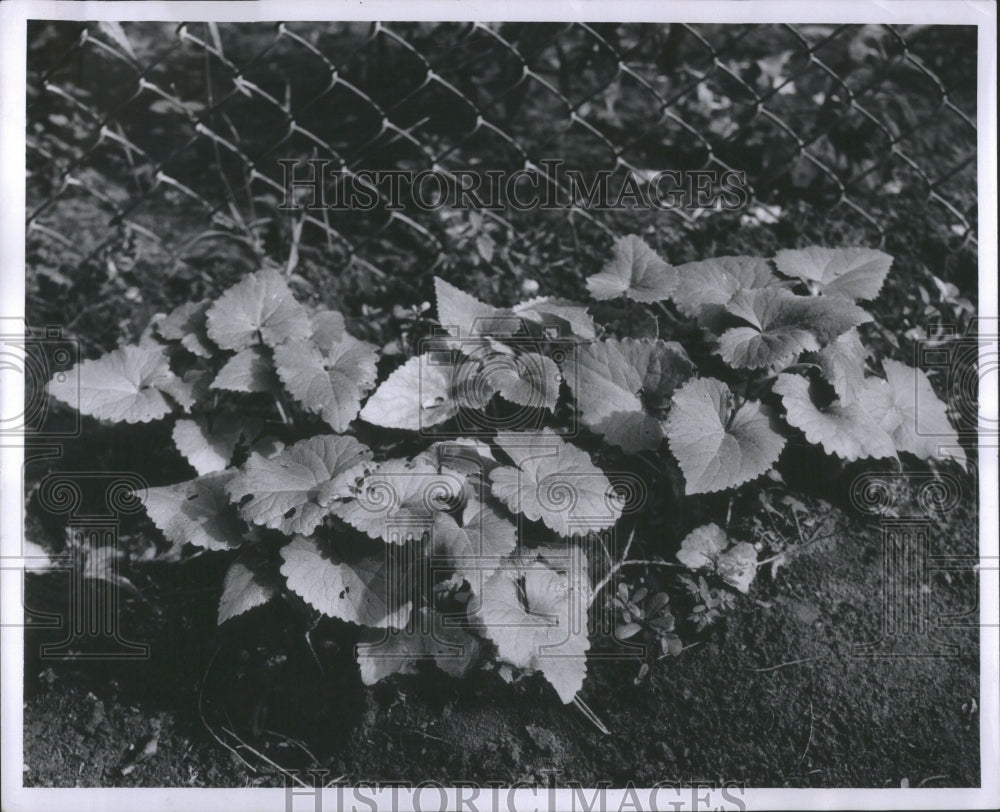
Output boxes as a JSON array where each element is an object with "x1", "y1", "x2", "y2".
[
  {"x1": 665, "y1": 377, "x2": 786, "y2": 494},
  {"x1": 227, "y1": 435, "x2": 373, "y2": 535},
  {"x1": 211, "y1": 347, "x2": 280, "y2": 393},
  {"x1": 310, "y1": 310, "x2": 346, "y2": 347},
  {"x1": 434, "y1": 276, "x2": 517, "y2": 340},
  {"x1": 474, "y1": 561, "x2": 590, "y2": 703},
  {"x1": 672, "y1": 255, "x2": 777, "y2": 319},
  {"x1": 140, "y1": 470, "x2": 244, "y2": 551},
  {"x1": 678, "y1": 523, "x2": 758, "y2": 593},
  {"x1": 716, "y1": 541, "x2": 758, "y2": 594},
  {"x1": 718, "y1": 288, "x2": 872, "y2": 369},
  {"x1": 676, "y1": 523, "x2": 727, "y2": 570},
  {"x1": 812, "y1": 329, "x2": 868, "y2": 404},
  {"x1": 420, "y1": 612, "x2": 481, "y2": 678},
  {"x1": 774, "y1": 247, "x2": 893, "y2": 300},
  {"x1": 173, "y1": 417, "x2": 261, "y2": 475},
  {"x1": 356, "y1": 628, "x2": 423, "y2": 685},
  {"x1": 429, "y1": 501, "x2": 517, "y2": 577},
  {"x1": 331, "y1": 457, "x2": 464, "y2": 543},
  {"x1": 173, "y1": 419, "x2": 237, "y2": 475},
  {"x1": 357, "y1": 608, "x2": 480, "y2": 684},
  {"x1": 564, "y1": 338, "x2": 694, "y2": 452},
  {"x1": 488, "y1": 351, "x2": 561, "y2": 411},
  {"x1": 871, "y1": 360, "x2": 966, "y2": 467},
  {"x1": 279, "y1": 534, "x2": 411, "y2": 628},
  {"x1": 158, "y1": 368, "x2": 211, "y2": 412},
  {"x1": 275, "y1": 335, "x2": 378, "y2": 432},
  {"x1": 586, "y1": 234, "x2": 678, "y2": 302},
  {"x1": 773, "y1": 372, "x2": 897, "y2": 461},
  {"x1": 205, "y1": 269, "x2": 311, "y2": 351},
  {"x1": 414, "y1": 438, "x2": 499, "y2": 477},
  {"x1": 359, "y1": 354, "x2": 493, "y2": 431},
  {"x1": 512, "y1": 297, "x2": 597, "y2": 339},
  {"x1": 218, "y1": 553, "x2": 279, "y2": 625},
  {"x1": 157, "y1": 300, "x2": 214, "y2": 358},
  {"x1": 616, "y1": 622, "x2": 642, "y2": 640},
  {"x1": 47, "y1": 344, "x2": 180, "y2": 423},
  {"x1": 489, "y1": 428, "x2": 622, "y2": 535}
]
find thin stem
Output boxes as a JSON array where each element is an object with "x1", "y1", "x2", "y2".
[
  {"x1": 756, "y1": 531, "x2": 836, "y2": 568},
  {"x1": 620, "y1": 558, "x2": 684, "y2": 570},
  {"x1": 590, "y1": 526, "x2": 636, "y2": 603},
  {"x1": 589, "y1": 531, "x2": 685, "y2": 606},
  {"x1": 273, "y1": 395, "x2": 290, "y2": 425},
  {"x1": 220, "y1": 726, "x2": 308, "y2": 785},
  {"x1": 633, "y1": 451, "x2": 662, "y2": 478},
  {"x1": 572, "y1": 695, "x2": 610, "y2": 735},
  {"x1": 747, "y1": 655, "x2": 822, "y2": 673}
]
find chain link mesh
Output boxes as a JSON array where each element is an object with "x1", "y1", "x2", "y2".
[{"x1": 26, "y1": 21, "x2": 977, "y2": 331}]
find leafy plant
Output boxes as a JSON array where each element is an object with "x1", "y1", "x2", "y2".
[{"x1": 45, "y1": 237, "x2": 966, "y2": 708}]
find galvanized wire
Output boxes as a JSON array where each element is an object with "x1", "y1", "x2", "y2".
[{"x1": 26, "y1": 21, "x2": 977, "y2": 294}]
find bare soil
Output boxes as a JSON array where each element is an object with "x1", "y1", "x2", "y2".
[{"x1": 22, "y1": 501, "x2": 980, "y2": 789}]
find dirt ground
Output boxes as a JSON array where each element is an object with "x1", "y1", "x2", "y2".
[{"x1": 22, "y1": 493, "x2": 980, "y2": 789}]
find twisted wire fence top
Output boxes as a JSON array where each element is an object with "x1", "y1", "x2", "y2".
[{"x1": 26, "y1": 21, "x2": 977, "y2": 341}]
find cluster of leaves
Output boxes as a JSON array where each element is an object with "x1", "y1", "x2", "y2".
[
  {"x1": 585, "y1": 236, "x2": 964, "y2": 477},
  {"x1": 45, "y1": 236, "x2": 965, "y2": 707}
]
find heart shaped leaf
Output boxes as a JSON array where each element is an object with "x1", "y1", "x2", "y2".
[
  {"x1": 206, "y1": 269, "x2": 311, "y2": 351},
  {"x1": 665, "y1": 377, "x2": 786, "y2": 494},
  {"x1": 718, "y1": 288, "x2": 872, "y2": 369},
  {"x1": 586, "y1": 235, "x2": 677, "y2": 302},
  {"x1": 672, "y1": 255, "x2": 777, "y2": 319},
  {"x1": 773, "y1": 372, "x2": 897, "y2": 461},
  {"x1": 280, "y1": 534, "x2": 411, "y2": 628},
  {"x1": 871, "y1": 360, "x2": 966, "y2": 467},
  {"x1": 474, "y1": 560, "x2": 590, "y2": 703},
  {"x1": 774, "y1": 247, "x2": 892, "y2": 300},
  {"x1": 48, "y1": 344, "x2": 180, "y2": 424},
  {"x1": 676, "y1": 523, "x2": 728, "y2": 570},
  {"x1": 227, "y1": 435, "x2": 373, "y2": 535},
  {"x1": 489, "y1": 428, "x2": 622, "y2": 535},
  {"x1": 275, "y1": 335, "x2": 379, "y2": 432},
  {"x1": 359, "y1": 354, "x2": 493, "y2": 431},
  {"x1": 211, "y1": 347, "x2": 280, "y2": 394},
  {"x1": 564, "y1": 338, "x2": 694, "y2": 452},
  {"x1": 140, "y1": 470, "x2": 244, "y2": 551},
  {"x1": 331, "y1": 457, "x2": 465, "y2": 543}
]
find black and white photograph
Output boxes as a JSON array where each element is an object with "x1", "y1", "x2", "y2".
[{"x1": 1, "y1": 1, "x2": 997, "y2": 810}]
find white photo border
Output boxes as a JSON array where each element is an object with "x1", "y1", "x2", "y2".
[{"x1": 1, "y1": 2, "x2": 996, "y2": 810}]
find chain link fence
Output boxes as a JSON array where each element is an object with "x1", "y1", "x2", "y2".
[{"x1": 25, "y1": 21, "x2": 977, "y2": 346}]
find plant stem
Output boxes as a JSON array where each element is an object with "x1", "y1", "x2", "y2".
[
  {"x1": 273, "y1": 394, "x2": 290, "y2": 425},
  {"x1": 590, "y1": 526, "x2": 636, "y2": 604},
  {"x1": 756, "y1": 530, "x2": 837, "y2": 568},
  {"x1": 619, "y1": 559, "x2": 684, "y2": 570},
  {"x1": 589, "y1": 528, "x2": 686, "y2": 605}
]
